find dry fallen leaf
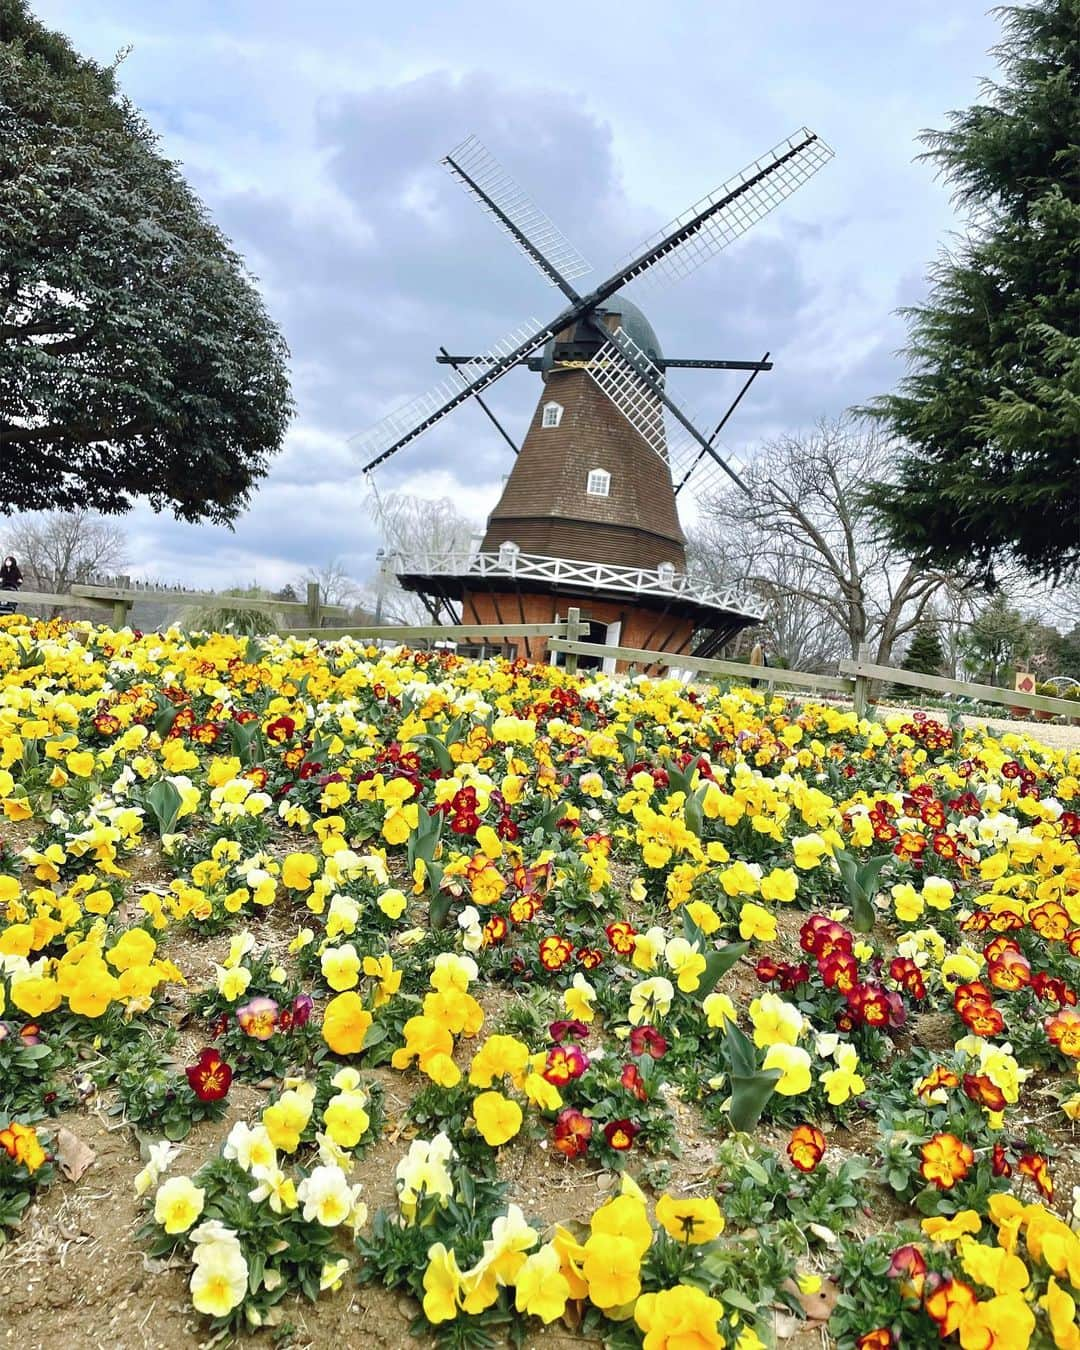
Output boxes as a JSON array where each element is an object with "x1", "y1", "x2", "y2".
[
  {"x1": 55, "y1": 1126, "x2": 96, "y2": 1182},
  {"x1": 799, "y1": 1278, "x2": 840, "y2": 1323}
]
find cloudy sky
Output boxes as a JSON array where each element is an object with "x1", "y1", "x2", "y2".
[{"x1": 35, "y1": 0, "x2": 1000, "y2": 593}]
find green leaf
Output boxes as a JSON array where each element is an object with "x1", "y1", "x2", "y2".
[
  {"x1": 429, "y1": 891, "x2": 454, "y2": 931},
  {"x1": 145, "y1": 778, "x2": 183, "y2": 835},
  {"x1": 411, "y1": 734, "x2": 454, "y2": 775},
  {"x1": 695, "y1": 941, "x2": 749, "y2": 999},
  {"x1": 727, "y1": 1069, "x2": 781, "y2": 1133}
]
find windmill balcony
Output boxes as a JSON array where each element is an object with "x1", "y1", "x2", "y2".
[{"x1": 388, "y1": 547, "x2": 764, "y2": 622}]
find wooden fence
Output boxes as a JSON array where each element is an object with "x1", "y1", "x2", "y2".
[
  {"x1": 4, "y1": 593, "x2": 1075, "y2": 724},
  {"x1": 2, "y1": 581, "x2": 348, "y2": 628},
  {"x1": 278, "y1": 605, "x2": 1078, "y2": 724}
]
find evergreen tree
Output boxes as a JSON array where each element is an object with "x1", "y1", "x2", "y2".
[
  {"x1": 865, "y1": 0, "x2": 1080, "y2": 581},
  {"x1": 961, "y1": 594, "x2": 1035, "y2": 684},
  {"x1": 900, "y1": 621, "x2": 945, "y2": 675},
  {"x1": 0, "y1": 1, "x2": 292, "y2": 523}
]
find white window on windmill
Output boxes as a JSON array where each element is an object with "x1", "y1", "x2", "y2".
[
  {"x1": 541, "y1": 401, "x2": 563, "y2": 429},
  {"x1": 657, "y1": 560, "x2": 677, "y2": 586},
  {"x1": 586, "y1": 468, "x2": 611, "y2": 497},
  {"x1": 498, "y1": 539, "x2": 520, "y2": 572}
]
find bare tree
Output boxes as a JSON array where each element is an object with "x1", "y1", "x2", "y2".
[
  {"x1": 2, "y1": 510, "x2": 127, "y2": 593},
  {"x1": 366, "y1": 493, "x2": 480, "y2": 624},
  {"x1": 299, "y1": 559, "x2": 364, "y2": 610},
  {"x1": 694, "y1": 417, "x2": 964, "y2": 668},
  {"x1": 688, "y1": 515, "x2": 848, "y2": 671}
]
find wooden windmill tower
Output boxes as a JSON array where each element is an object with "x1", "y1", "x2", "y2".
[{"x1": 353, "y1": 130, "x2": 834, "y2": 667}]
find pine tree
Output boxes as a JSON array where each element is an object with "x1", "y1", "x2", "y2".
[
  {"x1": 901, "y1": 622, "x2": 946, "y2": 675},
  {"x1": 865, "y1": 0, "x2": 1080, "y2": 581}
]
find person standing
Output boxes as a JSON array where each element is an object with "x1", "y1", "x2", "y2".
[
  {"x1": 748, "y1": 641, "x2": 769, "y2": 689},
  {"x1": 0, "y1": 555, "x2": 23, "y2": 614}
]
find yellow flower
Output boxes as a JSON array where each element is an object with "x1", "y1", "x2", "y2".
[
  {"x1": 581, "y1": 1231, "x2": 642, "y2": 1310},
  {"x1": 762, "y1": 1043, "x2": 813, "y2": 1095},
  {"x1": 628, "y1": 976, "x2": 675, "y2": 1026},
  {"x1": 635, "y1": 1284, "x2": 726, "y2": 1349},
  {"x1": 749, "y1": 992, "x2": 804, "y2": 1048},
  {"x1": 323, "y1": 1091, "x2": 371, "y2": 1149},
  {"x1": 281, "y1": 852, "x2": 318, "y2": 891},
  {"x1": 321, "y1": 943, "x2": 361, "y2": 991},
  {"x1": 422, "y1": 1242, "x2": 462, "y2": 1324},
  {"x1": 515, "y1": 1242, "x2": 570, "y2": 1324},
  {"x1": 923, "y1": 876, "x2": 955, "y2": 910},
  {"x1": 738, "y1": 902, "x2": 777, "y2": 942},
  {"x1": 154, "y1": 1175, "x2": 205, "y2": 1234},
  {"x1": 1041, "y1": 1278, "x2": 1080, "y2": 1350},
  {"x1": 215, "y1": 964, "x2": 252, "y2": 1002},
  {"x1": 190, "y1": 1239, "x2": 248, "y2": 1318},
  {"x1": 702, "y1": 992, "x2": 737, "y2": 1028},
  {"x1": 322, "y1": 991, "x2": 373, "y2": 1056},
  {"x1": 469, "y1": 1034, "x2": 531, "y2": 1088},
  {"x1": 953, "y1": 1291, "x2": 1034, "y2": 1349},
  {"x1": 377, "y1": 887, "x2": 407, "y2": 919},
  {"x1": 564, "y1": 972, "x2": 597, "y2": 1023},
  {"x1": 664, "y1": 937, "x2": 707, "y2": 992},
  {"x1": 922, "y1": 1210, "x2": 982, "y2": 1243},
  {"x1": 792, "y1": 833, "x2": 830, "y2": 869},
  {"x1": 262, "y1": 1087, "x2": 315, "y2": 1152},
  {"x1": 65, "y1": 750, "x2": 95, "y2": 778},
  {"x1": 718, "y1": 860, "x2": 759, "y2": 897},
  {"x1": 655, "y1": 1193, "x2": 724, "y2": 1244},
  {"x1": 820, "y1": 1044, "x2": 866, "y2": 1106},
  {"x1": 891, "y1": 882, "x2": 924, "y2": 923},
  {"x1": 760, "y1": 867, "x2": 798, "y2": 902},
  {"x1": 472, "y1": 1091, "x2": 522, "y2": 1147}
]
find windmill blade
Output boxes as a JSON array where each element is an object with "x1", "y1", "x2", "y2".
[
  {"x1": 444, "y1": 135, "x2": 593, "y2": 292},
  {"x1": 612, "y1": 128, "x2": 834, "y2": 293},
  {"x1": 586, "y1": 327, "x2": 747, "y2": 493},
  {"x1": 349, "y1": 317, "x2": 554, "y2": 474}
]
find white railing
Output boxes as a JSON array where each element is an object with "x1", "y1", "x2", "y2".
[{"x1": 389, "y1": 548, "x2": 764, "y2": 619}]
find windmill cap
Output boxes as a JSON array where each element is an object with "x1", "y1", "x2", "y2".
[{"x1": 541, "y1": 294, "x2": 663, "y2": 375}]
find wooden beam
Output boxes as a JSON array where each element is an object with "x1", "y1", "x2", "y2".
[
  {"x1": 282, "y1": 622, "x2": 567, "y2": 641},
  {"x1": 0, "y1": 589, "x2": 112, "y2": 611},
  {"x1": 547, "y1": 639, "x2": 855, "y2": 693},
  {"x1": 838, "y1": 659, "x2": 1078, "y2": 718},
  {"x1": 69, "y1": 584, "x2": 349, "y2": 617}
]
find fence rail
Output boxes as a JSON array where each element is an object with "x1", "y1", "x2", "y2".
[
  {"x1": 282, "y1": 622, "x2": 566, "y2": 641},
  {"x1": 839, "y1": 657, "x2": 1079, "y2": 720},
  {"x1": 546, "y1": 637, "x2": 856, "y2": 693},
  {"x1": 1, "y1": 582, "x2": 348, "y2": 627}
]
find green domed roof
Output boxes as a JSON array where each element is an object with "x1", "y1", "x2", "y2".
[{"x1": 541, "y1": 294, "x2": 662, "y2": 374}]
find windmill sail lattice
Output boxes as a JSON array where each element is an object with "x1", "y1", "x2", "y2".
[
  {"x1": 443, "y1": 136, "x2": 593, "y2": 288},
  {"x1": 619, "y1": 128, "x2": 834, "y2": 291},
  {"x1": 587, "y1": 328, "x2": 747, "y2": 494},
  {"x1": 350, "y1": 318, "x2": 550, "y2": 470}
]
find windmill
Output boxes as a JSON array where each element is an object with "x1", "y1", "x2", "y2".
[{"x1": 352, "y1": 128, "x2": 834, "y2": 668}]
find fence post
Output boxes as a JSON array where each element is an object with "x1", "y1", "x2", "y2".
[
  {"x1": 853, "y1": 641, "x2": 869, "y2": 719},
  {"x1": 305, "y1": 581, "x2": 322, "y2": 631},
  {"x1": 563, "y1": 607, "x2": 582, "y2": 675},
  {"x1": 111, "y1": 574, "x2": 131, "y2": 629}
]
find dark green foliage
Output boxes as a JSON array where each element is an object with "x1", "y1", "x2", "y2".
[
  {"x1": 900, "y1": 621, "x2": 945, "y2": 675},
  {"x1": 0, "y1": 0, "x2": 292, "y2": 523},
  {"x1": 865, "y1": 0, "x2": 1080, "y2": 580}
]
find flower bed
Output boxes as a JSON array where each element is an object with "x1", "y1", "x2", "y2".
[{"x1": 0, "y1": 616, "x2": 1077, "y2": 1349}]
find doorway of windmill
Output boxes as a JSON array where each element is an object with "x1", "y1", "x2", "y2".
[{"x1": 553, "y1": 619, "x2": 621, "y2": 672}]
